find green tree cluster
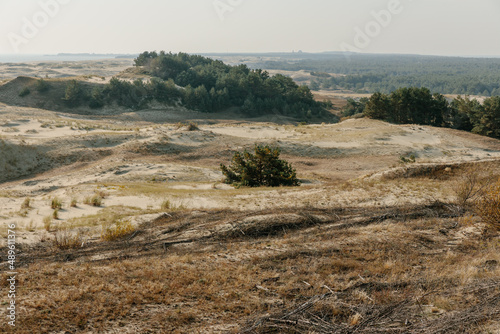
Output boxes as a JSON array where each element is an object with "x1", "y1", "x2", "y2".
[
  {"x1": 261, "y1": 54, "x2": 500, "y2": 96},
  {"x1": 135, "y1": 51, "x2": 325, "y2": 117},
  {"x1": 363, "y1": 87, "x2": 500, "y2": 139}
]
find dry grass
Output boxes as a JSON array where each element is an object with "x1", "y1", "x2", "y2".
[
  {"x1": 43, "y1": 216, "x2": 52, "y2": 231},
  {"x1": 84, "y1": 194, "x2": 102, "y2": 207},
  {"x1": 20, "y1": 197, "x2": 31, "y2": 210},
  {"x1": 2, "y1": 202, "x2": 499, "y2": 333},
  {"x1": 52, "y1": 226, "x2": 84, "y2": 250},
  {"x1": 51, "y1": 197, "x2": 62, "y2": 210},
  {"x1": 101, "y1": 220, "x2": 135, "y2": 241},
  {"x1": 475, "y1": 178, "x2": 500, "y2": 232}
]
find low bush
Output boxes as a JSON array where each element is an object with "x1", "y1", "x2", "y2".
[{"x1": 19, "y1": 87, "x2": 31, "y2": 97}]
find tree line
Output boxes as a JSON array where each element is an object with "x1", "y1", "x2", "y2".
[
  {"x1": 342, "y1": 87, "x2": 500, "y2": 139},
  {"x1": 258, "y1": 54, "x2": 500, "y2": 96}
]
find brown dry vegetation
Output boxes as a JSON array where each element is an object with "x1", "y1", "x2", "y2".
[{"x1": 1, "y1": 182, "x2": 499, "y2": 333}]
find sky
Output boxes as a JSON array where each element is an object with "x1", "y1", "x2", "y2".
[{"x1": 1, "y1": 0, "x2": 499, "y2": 57}]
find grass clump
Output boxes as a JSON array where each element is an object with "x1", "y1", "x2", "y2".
[
  {"x1": 52, "y1": 225, "x2": 83, "y2": 250},
  {"x1": 101, "y1": 220, "x2": 135, "y2": 241},
  {"x1": 51, "y1": 197, "x2": 62, "y2": 210},
  {"x1": 84, "y1": 195, "x2": 102, "y2": 207},
  {"x1": 175, "y1": 121, "x2": 199, "y2": 131},
  {"x1": 21, "y1": 197, "x2": 31, "y2": 210},
  {"x1": 43, "y1": 216, "x2": 52, "y2": 231},
  {"x1": 53, "y1": 209, "x2": 59, "y2": 220},
  {"x1": 70, "y1": 198, "x2": 78, "y2": 208},
  {"x1": 475, "y1": 179, "x2": 500, "y2": 232},
  {"x1": 160, "y1": 199, "x2": 186, "y2": 211}
]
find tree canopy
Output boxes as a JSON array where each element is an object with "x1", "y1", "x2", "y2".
[{"x1": 220, "y1": 145, "x2": 300, "y2": 187}]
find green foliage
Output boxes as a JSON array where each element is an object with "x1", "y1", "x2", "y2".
[
  {"x1": 220, "y1": 145, "x2": 300, "y2": 187},
  {"x1": 262, "y1": 54, "x2": 500, "y2": 96},
  {"x1": 342, "y1": 97, "x2": 368, "y2": 117},
  {"x1": 399, "y1": 154, "x2": 416, "y2": 164},
  {"x1": 364, "y1": 92, "x2": 390, "y2": 120},
  {"x1": 89, "y1": 87, "x2": 104, "y2": 109},
  {"x1": 19, "y1": 87, "x2": 31, "y2": 97},
  {"x1": 362, "y1": 88, "x2": 500, "y2": 139},
  {"x1": 471, "y1": 96, "x2": 500, "y2": 138},
  {"x1": 63, "y1": 80, "x2": 84, "y2": 106},
  {"x1": 135, "y1": 51, "x2": 324, "y2": 117},
  {"x1": 35, "y1": 79, "x2": 50, "y2": 93}
]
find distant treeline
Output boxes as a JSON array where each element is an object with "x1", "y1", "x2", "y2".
[
  {"x1": 259, "y1": 54, "x2": 500, "y2": 96},
  {"x1": 62, "y1": 51, "x2": 327, "y2": 119},
  {"x1": 342, "y1": 87, "x2": 500, "y2": 139}
]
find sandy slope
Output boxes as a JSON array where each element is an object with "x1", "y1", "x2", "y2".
[{"x1": 0, "y1": 100, "x2": 499, "y2": 246}]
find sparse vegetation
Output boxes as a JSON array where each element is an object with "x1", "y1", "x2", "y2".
[
  {"x1": 70, "y1": 198, "x2": 78, "y2": 208},
  {"x1": 52, "y1": 209, "x2": 59, "y2": 220}
]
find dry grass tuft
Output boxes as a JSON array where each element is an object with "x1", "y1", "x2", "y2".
[
  {"x1": 475, "y1": 178, "x2": 500, "y2": 232},
  {"x1": 52, "y1": 226, "x2": 83, "y2": 250},
  {"x1": 43, "y1": 216, "x2": 52, "y2": 231},
  {"x1": 84, "y1": 194, "x2": 102, "y2": 207},
  {"x1": 51, "y1": 197, "x2": 62, "y2": 209},
  {"x1": 101, "y1": 220, "x2": 135, "y2": 241},
  {"x1": 21, "y1": 197, "x2": 31, "y2": 210}
]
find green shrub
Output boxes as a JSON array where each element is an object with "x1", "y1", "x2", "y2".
[
  {"x1": 220, "y1": 144, "x2": 300, "y2": 187},
  {"x1": 19, "y1": 87, "x2": 31, "y2": 97},
  {"x1": 35, "y1": 79, "x2": 50, "y2": 93}
]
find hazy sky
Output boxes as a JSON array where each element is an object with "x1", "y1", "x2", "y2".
[{"x1": 1, "y1": 0, "x2": 499, "y2": 56}]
